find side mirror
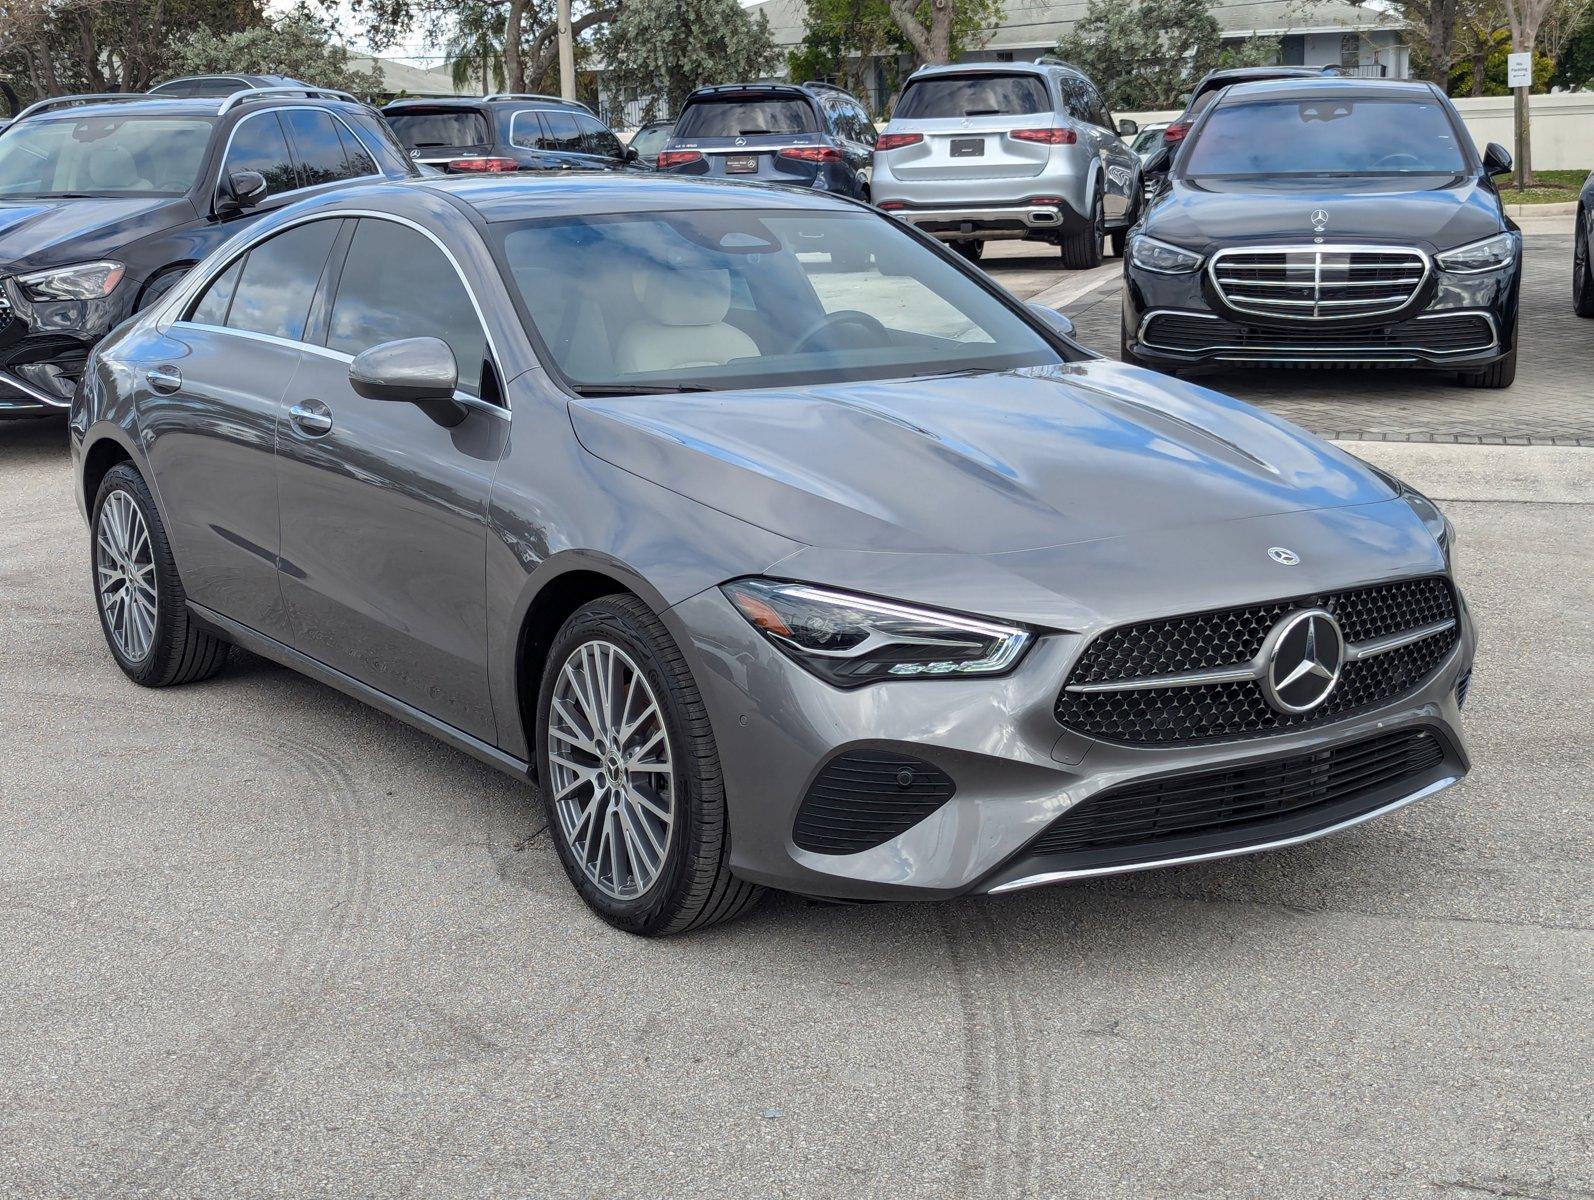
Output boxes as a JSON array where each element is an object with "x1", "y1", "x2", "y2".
[
  {"x1": 219, "y1": 169, "x2": 267, "y2": 212},
  {"x1": 1143, "y1": 146, "x2": 1172, "y2": 180},
  {"x1": 1483, "y1": 142, "x2": 1513, "y2": 176},
  {"x1": 624, "y1": 145, "x2": 639, "y2": 163},
  {"x1": 1027, "y1": 302, "x2": 1076, "y2": 340},
  {"x1": 349, "y1": 336, "x2": 465, "y2": 425},
  {"x1": 1117, "y1": 117, "x2": 1138, "y2": 137}
]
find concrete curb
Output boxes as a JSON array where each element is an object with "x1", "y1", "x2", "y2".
[{"x1": 1506, "y1": 200, "x2": 1578, "y2": 217}]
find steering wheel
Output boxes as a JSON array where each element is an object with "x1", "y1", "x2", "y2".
[
  {"x1": 1372, "y1": 152, "x2": 1423, "y2": 169},
  {"x1": 790, "y1": 309, "x2": 888, "y2": 355}
]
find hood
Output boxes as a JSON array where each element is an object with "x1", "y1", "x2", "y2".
[
  {"x1": 1147, "y1": 175, "x2": 1505, "y2": 253},
  {"x1": 569, "y1": 361, "x2": 1395, "y2": 560},
  {"x1": 0, "y1": 196, "x2": 192, "y2": 271}
]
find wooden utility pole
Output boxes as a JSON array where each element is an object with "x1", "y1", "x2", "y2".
[{"x1": 557, "y1": 0, "x2": 576, "y2": 101}]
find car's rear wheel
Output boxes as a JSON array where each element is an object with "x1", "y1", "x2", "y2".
[
  {"x1": 1574, "y1": 209, "x2": 1594, "y2": 317},
  {"x1": 1061, "y1": 186, "x2": 1105, "y2": 270},
  {"x1": 91, "y1": 462, "x2": 230, "y2": 686},
  {"x1": 536, "y1": 594, "x2": 762, "y2": 935}
]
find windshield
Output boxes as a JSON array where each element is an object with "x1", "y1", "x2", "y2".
[
  {"x1": 386, "y1": 110, "x2": 490, "y2": 151},
  {"x1": 673, "y1": 97, "x2": 818, "y2": 138},
  {"x1": 895, "y1": 74, "x2": 1049, "y2": 119},
  {"x1": 630, "y1": 124, "x2": 674, "y2": 156},
  {"x1": 498, "y1": 209, "x2": 1063, "y2": 393},
  {"x1": 1131, "y1": 125, "x2": 1165, "y2": 154},
  {"x1": 0, "y1": 114, "x2": 213, "y2": 197},
  {"x1": 1183, "y1": 97, "x2": 1467, "y2": 176}
]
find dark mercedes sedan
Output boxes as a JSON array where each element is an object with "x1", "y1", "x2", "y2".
[
  {"x1": 1124, "y1": 79, "x2": 1521, "y2": 387},
  {"x1": 72, "y1": 174, "x2": 1473, "y2": 934}
]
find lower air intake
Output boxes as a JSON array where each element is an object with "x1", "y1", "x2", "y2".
[{"x1": 793, "y1": 751, "x2": 955, "y2": 855}]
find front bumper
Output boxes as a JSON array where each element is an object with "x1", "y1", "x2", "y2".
[
  {"x1": 0, "y1": 283, "x2": 126, "y2": 417},
  {"x1": 673, "y1": 580, "x2": 1476, "y2": 902}
]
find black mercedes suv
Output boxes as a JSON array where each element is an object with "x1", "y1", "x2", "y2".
[
  {"x1": 381, "y1": 95, "x2": 641, "y2": 175},
  {"x1": 0, "y1": 87, "x2": 418, "y2": 418},
  {"x1": 1124, "y1": 78, "x2": 1522, "y2": 388}
]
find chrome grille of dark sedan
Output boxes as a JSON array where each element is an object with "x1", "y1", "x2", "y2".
[
  {"x1": 1054, "y1": 577, "x2": 1460, "y2": 745},
  {"x1": 1210, "y1": 246, "x2": 1428, "y2": 320}
]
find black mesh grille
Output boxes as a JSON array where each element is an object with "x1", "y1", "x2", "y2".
[
  {"x1": 1027, "y1": 728, "x2": 1445, "y2": 859},
  {"x1": 1142, "y1": 312, "x2": 1494, "y2": 355},
  {"x1": 793, "y1": 751, "x2": 956, "y2": 855},
  {"x1": 1055, "y1": 577, "x2": 1459, "y2": 745}
]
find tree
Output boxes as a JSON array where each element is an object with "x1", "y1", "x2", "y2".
[
  {"x1": 789, "y1": 0, "x2": 998, "y2": 114},
  {"x1": 1055, "y1": 0, "x2": 1274, "y2": 111},
  {"x1": 597, "y1": 0, "x2": 778, "y2": 123},
  {"x1": 1551, "y1": 0, "x2": 1594, "y2": 86},
  {"x1": 884, "y1": 0, "x2": 1001, "y2": 66},
  {"x1": 167, "y1": 6, "x2": 384, "y2": 94},
  {"x1": 1352, "y1": 0, "x2": 1465, "y2": 88},
  {"x1": 505, "y1": 0, "x2": 617, "y2": 92},
  {"x1": 446, "y1": 4, "x2": 508, "y2": 93}
]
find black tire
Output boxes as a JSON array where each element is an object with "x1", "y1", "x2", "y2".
[
  {"x1": 1454, "y1": 347, "x2": 1517, "y2": 389},
  {"x1": 1060, "y1": 187, "x2": 1105, "y2": 270},
  {"x1": 536, "y1": 593, "x2": 763, "y2": 936},
  {"x1": 1109, "y1": 226, "x2": 1129, "y2": 258},
  {"x1": 135, "y1": 266, "x2": 189, "y2": 313},
  {"x1": 952, "y1": 239, "x2": 984, "y2": 263},
  {"x1": 1574, "y1": 209, "x2": 1594, "y2": 317},
  {"x1": 90, "y1": 462, "x2": 230, "y2": 687}
]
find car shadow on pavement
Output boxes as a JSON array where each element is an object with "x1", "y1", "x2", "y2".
[{"x1": 0, "y1": 415, "x2": 70, "y2": 463}]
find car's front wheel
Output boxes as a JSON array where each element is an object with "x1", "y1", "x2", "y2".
[
  {"x1": 91, "y1": 462, "x2": 230, "y2": 686},
  {"x1": 536, "y1": 593, "x2": 762, "y2": 935},
  {"x1": 1574, "y1": 208, "x2": 1594, "y2": 317}
]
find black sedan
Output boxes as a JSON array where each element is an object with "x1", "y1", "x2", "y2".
[
  {"x1": 1123, "y1": 78, "x2": 1522, "y2": 388},
  {"x1": 1576, "y1": 169, "x2": 1593, "y2": 316}
]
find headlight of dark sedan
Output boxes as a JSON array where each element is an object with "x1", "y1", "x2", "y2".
[
  {"x1": 722, "y1": 579, "x2": 1032, "y2": 687},
  {"x1": 1128, "y1": 234, "x2": 1203, "y2": 275},
  {"x1": 1435, "y1": 232, "x2": 1517, "y2": 274}
]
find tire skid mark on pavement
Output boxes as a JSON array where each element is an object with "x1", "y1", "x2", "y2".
[{"x1": 109, "y1": 737, "x2": 374, "y2": 1196}]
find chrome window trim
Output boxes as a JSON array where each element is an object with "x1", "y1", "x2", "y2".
[
  {"x1": 984, "y1": 774, "x2": 1460, "y2": 893},
  {"x1": 1136, "y1": 308, "x2": 1498, "y2": 359},
  {"x1": 1207, "y1": 243, "x2": 1432, "y2": 322},
  {"x1": 162, "y1": 209, "x2": 509, "y2": 419},
  {"x1": 212, "y1": 106, "x2": 384, "y2": 210}
]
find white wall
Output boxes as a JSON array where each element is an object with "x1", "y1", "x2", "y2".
[{"x1": 1121, "y1": 91, "x2": 1594, "y2": 171}]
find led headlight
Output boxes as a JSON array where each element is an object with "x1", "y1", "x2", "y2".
[
  {"x1": 17, "y1": 260, "x2": 126, "y2": 301},
  {"x1": 1128, "y1": 234, "x2": 1203, "y2": 275},
  {"x1": 1435, "y1": 232, "x2": 1517, "y2": 275},
  {"x1": 722, "y1": 579, "x2": 1032, "y2": 687}
]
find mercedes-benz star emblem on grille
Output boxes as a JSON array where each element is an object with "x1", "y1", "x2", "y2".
[
  {"x1": 1262, "y1": 609, "x2": 1344, "y2": 714},
  {"x1": 1310, "y1": 208, "x2": 1329, "y2": 232},
  {"x1": 1268, "y1": 546, "x2": 1300, "y2": 566}
]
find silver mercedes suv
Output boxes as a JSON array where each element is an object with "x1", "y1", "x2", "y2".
[{"x1": 872, "y1": 59, "x2": 1143, "y2": 269}]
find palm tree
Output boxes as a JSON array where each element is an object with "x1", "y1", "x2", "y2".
[{"x1": 446, "y1": 5, "x2": 508, "y2": 95}]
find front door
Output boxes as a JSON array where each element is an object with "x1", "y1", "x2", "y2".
[{"x1": 274, "y1": 217, "x2": 507, "y2": 740}]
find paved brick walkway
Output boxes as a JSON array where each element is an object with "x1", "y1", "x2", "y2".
[{"x1": 1062, "y1": 229, "x2": 1594, "y2": 447}]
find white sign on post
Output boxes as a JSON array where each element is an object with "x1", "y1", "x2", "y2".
[{"x1": 1507, "y1": 52, "x2": 1533, "y2": 88}]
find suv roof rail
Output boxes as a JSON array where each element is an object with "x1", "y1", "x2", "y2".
[
  {"x1": 218, "y1": 85, "x2": 357, "y2": 115},
  {"x1": 801, "y1": 80, "x2": 854, "y2": 96},
  {"x1": 1033, "y1": 54, "x2": 1082, "y2": 71},
  {"x1": 483, "y1": 92, "x2": 592, "y2": 111},
  {"x1": 12, "y1": 93, "x2": 148, "y2": 123}
]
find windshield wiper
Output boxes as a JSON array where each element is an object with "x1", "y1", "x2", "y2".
[{"x1": 570, "y1": 383, "x2": 714, "y2": 397}]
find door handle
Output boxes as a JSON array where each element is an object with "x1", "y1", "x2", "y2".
[
  {"x1": 289, "y1": 400, "x2": 333, "y2": 436},
  {"x1": 146, "y1": 366, "x2": 181, "y2": 394}
]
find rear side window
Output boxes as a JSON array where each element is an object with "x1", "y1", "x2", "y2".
[
  {"x1": 326, "y1": 220, "x2": 488, "y2": 396},
  {"x1": 576, "y1": 114, "x2": 624, "y2": 159},
  {"x1": 895, "y1": 74, "x2": 1048, "y2": 119},
  {"x1": 223, "y1": 219, "x2": 341, "y2": 340},
  {"x1": 221, "y1": 111, "x2": 299, "y2": 198},
  {"x1": 280, "y1": 108, "x2": 375, "y2": 186},
  {"x1": 385, "y1": 109, "x2": 490, "y2": 153},
  {"x1": 1056, "y1": 73, "x2": 1097, "y2": 124},
  {"x1": 674, "y1": 96, "x2": 819, "y2": 137}
]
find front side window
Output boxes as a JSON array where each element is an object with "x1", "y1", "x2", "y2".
[
  {"x1": 673, "y1": 96, "x2": 819, "y2": 137},
  {"x1": 576, "y1": 114, "x2": 624, "y2": 159},
  {"x1": 0, "y1": 115, "x2": 213, "y2": 198},
  {"x1": 223, "y1": 219, "x2": 342, "y2": 340},
  {"x1": 326, "y1": 220, "x2": 488, "y2": 396},
  {"x1": 1183, "y1": 97, "x2": 1467, "y2": 176},
  {"x1": 497, "y1": 209, "x2": 1062, "y2": 393},
  {"x1": 188, "y1": 258, "x2": 243, "y2": 326},
  {"x1": 221, "y1": 111, "x2": 299, "y2": 198},
  {"x1": 895, "y1": 74, "x2": 1048, "y2": 120},
  {"x1": 280, "y1": 108, "x2": 375, "y2": 186}
]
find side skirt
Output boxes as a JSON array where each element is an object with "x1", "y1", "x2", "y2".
[{"x1": 189, "y1": 602, "x2": 533, "y2": 784}]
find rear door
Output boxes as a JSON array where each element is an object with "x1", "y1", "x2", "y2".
[
  {"x1": 533, "y1": 110, "x2": 591, "y2": 171},
  {"x1": 884, "y1": 72, "x2": 1056, "y2": 183},
  {"x1": 666, "y1": 91, "x2": 829, "y2": 185},
  {"x1": 1071, "y1": 77, "x2": 1138, "y2": 221}
]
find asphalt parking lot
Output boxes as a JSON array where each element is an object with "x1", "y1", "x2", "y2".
[{"x1": 2, "y1": 221, "x2": 1590, "y2": 1199}]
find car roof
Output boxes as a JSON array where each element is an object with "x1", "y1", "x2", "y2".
[
  {"x1": 150, "y1": 73, "x2": 305, "y2": 90},
  {"x1": 684, "y1": 83, "x2": 821, "y2": 102},
  {"x1": 400, "y1": 171, "x2": 866, "y2": 221},
  {"x1": 907, "y1": 60, "x2": 1080, "y2": 80},
  {"x1": 382, "y1": 94, "x2": 591, "y2": 113},
  {"x1": 1215, "y1": 77, "x2": 1441, "y2": 103}
]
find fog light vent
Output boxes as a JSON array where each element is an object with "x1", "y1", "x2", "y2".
[{"x1": 792, "y1": 751, "x2": 955, "y2": 855}]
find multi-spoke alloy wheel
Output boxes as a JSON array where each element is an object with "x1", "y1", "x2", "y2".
[
  {"x1": 536, "y1": 594, "x2": 763, "y2": 935},
  {"x1": 96, "y1": 489, "x2": 158, "y2": 662},
  {"x1": 548, "y1": 639, "x2": 675, "y2": 900}
]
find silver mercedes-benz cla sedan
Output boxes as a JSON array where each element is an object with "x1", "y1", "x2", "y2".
[{"x1": 70, "y1": 174, "x2": 1474, "y2": 934}]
